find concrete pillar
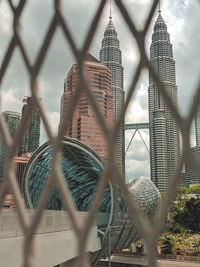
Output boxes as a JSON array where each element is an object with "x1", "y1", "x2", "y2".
[{"x1": 131, "y1": 243, "x2": 136, "y2": 252}]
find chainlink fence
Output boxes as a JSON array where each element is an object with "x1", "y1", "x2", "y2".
[{"x1": 0, "y1": 0, "x2": 199, "y2": 267}]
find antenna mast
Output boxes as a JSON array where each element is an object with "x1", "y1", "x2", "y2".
[
  {"x1": 109, "y1": 0, "x2": 112, "y2": 19},
  {"x1": 158, "y1": 0, "x2": 161, "y2": 13}
]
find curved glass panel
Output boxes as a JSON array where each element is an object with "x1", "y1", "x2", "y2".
[
  {"x1": 129, "y1": 177, "x2": 161, "y2": 220},
  {"x1": 24, "y1": 139, "x2": 111, "y2": 226}
]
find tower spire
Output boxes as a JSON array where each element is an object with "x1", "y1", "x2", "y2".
[
  {"x1": 109, "y1": 0, "x2": 112, "y2": 19},
  {"x1": 158, "y1": 0, "x2": 161, "y2": 13}
]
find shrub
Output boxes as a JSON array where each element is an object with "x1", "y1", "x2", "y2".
[
  {"x1": 161, "y1": 237, "x2": 173, "y2": 254},
  {"x1": 187, "y1": 250, "x2": 200, "y2": 256},
  {"x1": 169, "y1": 225, "x2": 186, "y2": 234}
]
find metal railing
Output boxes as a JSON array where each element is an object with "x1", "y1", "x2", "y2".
[{"x1": 0, "y1": 0, "x2": 199, "y2": 267}]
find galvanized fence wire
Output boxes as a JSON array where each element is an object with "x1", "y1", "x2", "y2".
[{"x1": 0, "y1": 0, "x2": 199, "y2": 266}]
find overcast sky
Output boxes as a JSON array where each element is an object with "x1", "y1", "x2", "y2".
[{"x1": 0, "y1": 0, "x2": 199, "y2": 182}]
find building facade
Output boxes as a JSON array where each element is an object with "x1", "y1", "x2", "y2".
[
  {"x1": 19, "y1": 97, "x2": 40, "y2": 155},
  {"x1": 195, "y1": 106, "x2": 200, "y2": 146},
  {"x1": 60, "y1": 54, "x2": 114, "y2": 161},
  {"x1": 99, "y1": 16, "x2": 125, "y2": 176},
  {"x1": 182, "y1": 146, "x2": 200, "y2": 187},
  {"x1": 148, "y1": 11, "x2": 180, "y2": 192},
  {"x1": 0, "y1": 111, "x2": 21, "y2": 184}
]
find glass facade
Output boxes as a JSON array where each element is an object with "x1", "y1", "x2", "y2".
[
  {"x1": 195, "y1": 105, "x2": 200, "y2": 146},
  {"x1": 23, "y1": 137, "x2": 111, "y2": 216},
  {"x1": 0, "y1": 111, "x2": 20, "y2": 184},
  {"x1": 19, "y1": 97, "x2": 40, "y2": 156},
  {"x1": 183, "y1": 146, "x2": 200, "y2": 187},
  {"x1": 22, "y1": 137, "x2": 161, "y2": 264}
]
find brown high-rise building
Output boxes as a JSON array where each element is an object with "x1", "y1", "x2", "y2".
[
  {"x1": 60, "y1": 54, "x2": 114, "y2": 161},
  {"x1": 14, "y1": 153, "x2": 31, "y2": 190}
]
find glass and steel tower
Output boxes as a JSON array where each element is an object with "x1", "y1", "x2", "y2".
[
  {"x1": 195, "y1": 106, "x2": 200, "y2": 146},
  {"x1": 148, "y1": 10, "x2": 180, "y2": 192},
  {"x1": 19, "y1": 97, "x2": 40, "y2": 155},
  {"x1": 99, "y1": 14, "x2": 125, "y2": 177},
  {"x1": 0, "y1": 111, "x2": 20, "y2": 184},
  {"x1": 183, "y1": 146, "x2": 200, "y2": 187}
]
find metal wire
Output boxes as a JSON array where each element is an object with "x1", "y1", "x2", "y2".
[{"x1": 0, "y1": 0, "x2": 199, "y2": 266}]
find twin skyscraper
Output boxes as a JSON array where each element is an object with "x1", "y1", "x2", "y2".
[{"x1": 60, "y1": 8, "x2": 181, "y2": 192}]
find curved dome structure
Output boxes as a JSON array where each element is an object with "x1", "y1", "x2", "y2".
[
  {"x1": 22, "y1": 137, "x2": 111, "y2": 214},
  {"x1": 129, "y1": 177, "x2": 161, "y2": 221},
  {"x1": 22, "y1": 137, "x2": 161, "y2": 264}
]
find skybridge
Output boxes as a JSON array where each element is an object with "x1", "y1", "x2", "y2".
[
  {"x1": 124, "y1": 123, "x2": 149, "y2": 130},
  {"x1": 124, "y1": 123, "x2": 150, "y2": 154}
]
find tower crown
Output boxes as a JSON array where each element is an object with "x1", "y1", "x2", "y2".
[
  {"x1": 151, "y1": 12, "x2": 170, "y2": 45},
  {"x1": 154, "y1": 13, "x2": 167, "y2": 31},
  {"x1": 104, "y1": 18, "x2": 117, "y2": 37}
]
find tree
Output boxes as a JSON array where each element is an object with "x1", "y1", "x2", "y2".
[
  {"x1": 170, "y1": 187, "x2": 188, "y2": 217},
  {"x1": 174, "y1": 197, "x2": 200, "y2": 232},
  {"x1": 170, "y1": 187, "x2": 200, "y2": 232}
]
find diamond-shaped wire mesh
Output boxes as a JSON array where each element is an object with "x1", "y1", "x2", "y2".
[{"x1": 0, "y1": 0, "x2": 199, "y2": 266}]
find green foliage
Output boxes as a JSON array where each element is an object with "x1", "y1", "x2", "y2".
[
  {"x1": 161, "y1": 236, "x2": 173, "y2": 254},
  {"x1": 176, "y1": 186, "x2": 188, "y2": 195},
  {"x1": 170, "y1": 186, "x2": 200, "y2": 232},
  {"x1": 174, "y1": 197, "x2": 200, "y2": 232},
  {"x1": 169, "y1": 225, "x2": 187, "y2": 235},
  {"x1": 159, "y1": 230, "x2": 200, "y2": 256},
  {"x1": 170, "y1": 187, "x2": 187, "y2": 216},
  {"x1": 188, "y1": 185, "x2": 200, "y2": 194},
  {"x1": 187, "y1": 250, "x2": 200, "y2": 256}
]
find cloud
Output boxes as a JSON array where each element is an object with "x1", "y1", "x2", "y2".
[
  {"x1": 125, "y1": 69, "x2": 149, "y2": 127},
  {"x1": 126, "y1": 99, "x2": 148, "y2": 123},
  {"x1": 125, "y1": 129, "x2": 149, "y2": 159},
  {"x1": 125, "y1": 158, "x2": 150, "y2": 182},
  {"x1": 126, "y1": 146, "x2": 149, "y2": 162},
  {"x1": 40, "y1": 111, "x2": 60, "y2": 145},
  {"x1": 125, "y1": 127, "x2": 150, "y2": 181},
  {"x1": 0, "y1": 1, "x2": 12, "y2": 34},
  {"x1": 173, "y1": 1, "x2": 200, "y2": 116},
  {"x1": 1, "y1": 89, "x2": 22, "y2": 113}
]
